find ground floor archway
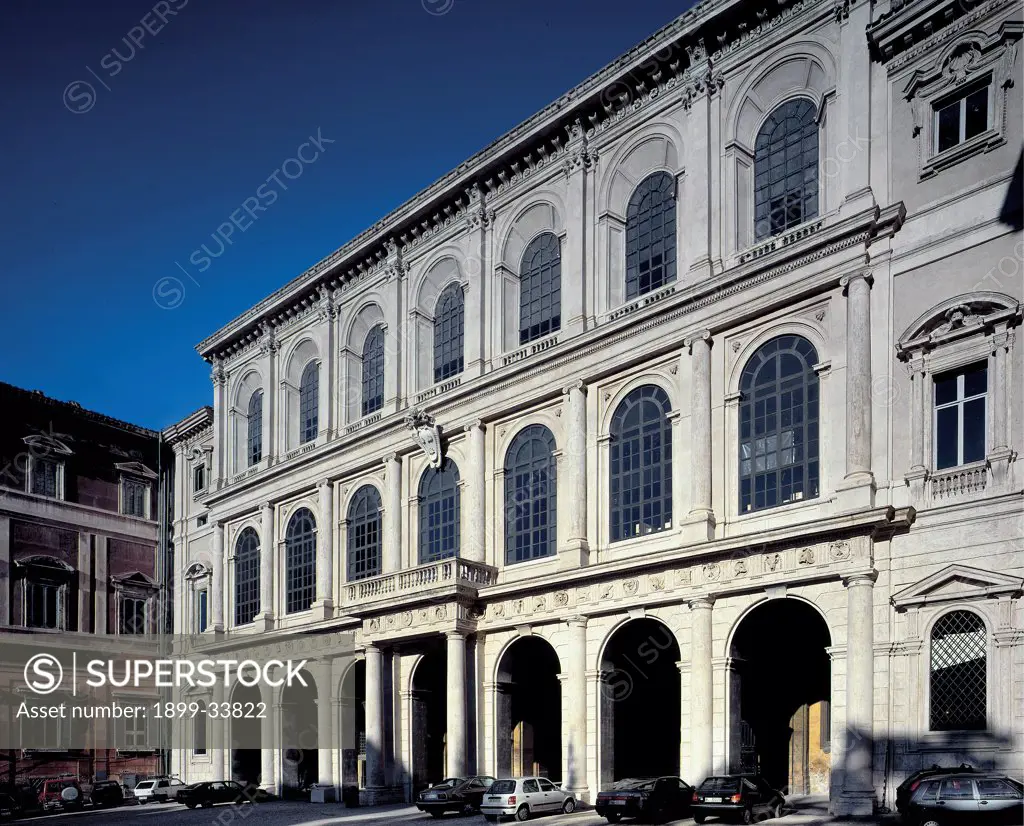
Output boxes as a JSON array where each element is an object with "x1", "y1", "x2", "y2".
[
  {"x1": 229, "y1": 683, "x2": 262, "y2": 786},
  {"x1": 281, "y1": 670, "x2": 318, "y2": 795},
  {"x1": 339, "y1": 660, "x2": 365, "y2": 794},
  {"x1": 411, "y1": 643, "x2": 447, "y2": 792},
  {"x1": 600, "y1": 618, "x2": 681, "y2": 784},
  {"x1": 730, "y1": 598, "x2": 831, "y2": 794},
  {"x1": 495, "y1": 636, "x2": 561, "y2": 782}
]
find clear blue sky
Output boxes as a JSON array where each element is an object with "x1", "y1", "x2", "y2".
[{"x1": 0, "y1": 0, "x2": 691, "y2": 430}]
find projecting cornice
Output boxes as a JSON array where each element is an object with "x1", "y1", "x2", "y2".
[{"x1": 195, "y1": 0, "x2": 830, "y2": 364}]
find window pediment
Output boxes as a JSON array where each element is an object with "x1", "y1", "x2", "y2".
[
  {"x1": 111, "y1": 571, "x2": 157, "y2": 590},
  {"x1": 114, "y1": 461, "x2": 157, "y2": 480},
  {"x1": 892, "y1": 564, "x2": 1023, "y2": 610},
  {"x1": 184, "y1": 562, "x2": 209, "y2": 580},
  {"x1": 22, "y1": 434, "x2": 73, "y2": 456},
  {"x1": 897, "y1": 294, "x2": 1021, "y2": 355}
]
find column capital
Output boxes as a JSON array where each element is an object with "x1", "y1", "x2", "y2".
[
  {"x1": 363, "y1": 643, "x2": 381, "y2": 655},
  {"x1": 317, "y1": 478, "x2": 333, "y2": 490},
  {"x1": 445, "y1": 630, "x2": 466, "y2": 642},
  {"x1": 843, "y1": 571, "x2": 877, "y2": 588},
  {"x1": 383, "y1": 451, "x2": 400, "y2": 465},
  {"x1": 260, "y1": 501, "x2": 273, "y2": 512},
  {"x1": 562, "y1": 379, "x2": 586, "y2": 396},
  {"x1": 687, "y1": 596, "x2": 715, "y2": 611},
  {"x1": 992, "y1": 329, "x2": 1015, "y2": 354},
  {"x1": 566, "y1": 615, "x2": 588, "y2": 629},
  {"x1": 839, "y1": 269, "x2": 874, "y2": 292},
  {"x1": 463, "y1": 419, "x2": 484, "y2": 433},
  {"x1": 684, "y1": 329, "x2": 712, "y2": 349}
]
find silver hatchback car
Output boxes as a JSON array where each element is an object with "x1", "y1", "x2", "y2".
[{"x1": 480, "y1": 776, "x2": 576, "y2": 822}]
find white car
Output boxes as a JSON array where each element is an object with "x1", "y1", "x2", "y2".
[
  {"x1": 134, "y1": 778, "x2": 185, "y2": 803},
  {"x1": 480, "y1": 776, "x2": 576, "y2": 822}
]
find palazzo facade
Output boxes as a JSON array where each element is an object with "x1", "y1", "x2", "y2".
[{"x1": 167, "y1": 0, "x2": 1024, "y2": 815}]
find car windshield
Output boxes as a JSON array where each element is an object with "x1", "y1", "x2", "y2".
[
  {"x1": 136, "y1": 782, "x2": 154, "y2": 789},
  {"x1": 700, "y1": 777, "x2": 740, "y2": 793},
  {"x1": 490, "y1": 780, "x2": 517, "y2": 794}
]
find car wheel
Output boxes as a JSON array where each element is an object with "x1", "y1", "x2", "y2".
[
  {"x1": 185, "y1": 802, "x2": 196, "y2": 810},
  {"x1": 139, "y1": 798, "x2": 147, "y2": 805},
  {"x1": 772, "y1": 802, "x2": 783, "y2": 819},
  {"x1": 922, "y1": 821, "x2": 942, "y2": 826},
  {"x1": 429, "y1": 812, "x2": 444, "y2": 819},
  {"x1": 741, "y1": 807, "x2": 754, "y2": 824},
  {"x1": 202, "y1": 800, "x2": 214, "y2": 808},
  {"x1": 562, "y1": 797, "x2": 576, "y2": 814},
  {"x1": 693, "y1": 815, "x2": 706, "y2": 825},
  {"x1": 515, "y1": 803, "x2": 530, "y2": 821},
  {"x1": 605, "y1": 815, "x2": 622, "y2": 824}
]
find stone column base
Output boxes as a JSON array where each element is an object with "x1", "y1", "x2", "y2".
[
  {"x1": 358, "y1": 786, "x2": 406, "y2": 807},
  {"x1": 558, "y1": 539, "x2": 589, "y2": 570},
  {"x1": 252, "y1": 612, "x2": 275, "y2": 632},
  {"x1": 681, "y1": 511, "x2": 716, "y2": 543},
  {"x1": 835, "y1": 474, "x2": 876, "y2": 512},
  {"x1": 566, "y1": 785, "x2": 590, "y2": 805},
  {"x1": 832, "y1": 789, "x2": 875, "y2": 817},
  {"x1": 310, "y1": 600, "x2": 335, "y2": 621}
]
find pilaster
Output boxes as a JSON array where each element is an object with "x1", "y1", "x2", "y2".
[
  {"x1": 312, "y1": 479, "x2": 335, "y2": 620},
  {"x1": 559, "y1": 381, "x2": 590, "y2": 568},
  {"x1": 254, "y1": 501, "x2": 275, "y2": 631}
]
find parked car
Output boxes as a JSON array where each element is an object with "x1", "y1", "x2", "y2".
[
  {"x1": 416, "y1": 775, "x2": 497, "y2": 817},
  {"x1": 177, "y1": 780, "x2": 257, "y2": 809},
  {"x1": 89, "y1": 780, "x2": 125, "y2": 808},
  {"x1": 904, "y1": 771, "x2": 1023, "y2": 825},
  {"x1": 896, "y1": 764, "x2": 976, "y2": 814},
  {"x1": 480, "y1": 777, "x2": 576, "y2": 822},
  {"x1": 692, "y1": 775, "x2": 784, "y2": 824},
  {"x1": 38, "y1": 777, "x2": 84, "y2": 811},
  {"x1": 595, "y1": 776, "x2": 693, "y2": 823},
  {"x1": 135, "y1": 777, "x2": 185, "y2": 803},
  {"x1": 0, "y1": 784, "x2": 38, "y2": 813},
  {"x1": 0, "y1": 793, "x2": 21, "y2": 822}
]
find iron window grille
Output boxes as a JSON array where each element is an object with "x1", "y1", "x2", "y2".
[
  {"x1": 625, "y1": 172, "x2": 677, "y2": 300},
  {"x1": 299, "y1": 361, "x2": 319, "y2": 444},
  {"x1": 930, "y1": 609, "x2": 987, "y2": 731},
  {"x1": 119, "y1": 596, "x2": 149, "y2": 634},
  {"x1": 739, "y1": 335, "x2": 820, "y2": 513},
  {"x1": 247, "y1": 390, "x2": 263, "y2": 466},
  {"x1": 609, "y1": 385, "x2": 673, "y2": 542},
  {"x1": 347, "y1": 485, "x2": 382, "y2": 580},
  {"x1": 31, "y1": 458, "x2": 59, "y2": 498},
  {"x1": 433, "y1": 283, "x2": 465, "y2": 383},
  {"x1": 285, "y1": 508, "x2": 317, "y2": 613},
  {"x1": 418, "y1": 461, "x2": 461, "y2": 563},
  {"x1": 504, "y1": 425, "x2": 557, "y2": 563},
  {"x1": 754, "y1": 98, "x2": 819, "y2": 241},
  {"x1": 362, "y1": 326, "x2": 386, "y2": 416},
  {"x1": 519, "y1": 233, "x2": 562, "y2": 344},
  {"x1": 234, "y1": 527, "x2": 260, "y2": 626},
  {"x1": 934, "y1": 361, "x2": 987, "y2": 470}
]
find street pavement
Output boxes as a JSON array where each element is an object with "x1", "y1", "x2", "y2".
[{"x1": 22, "y1": 796, "x2": 900, "y2": 825}]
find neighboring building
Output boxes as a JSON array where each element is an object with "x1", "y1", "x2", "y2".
[
  {"x1": 171, "y1": 0, "x2": 1023, "y2": 815},
  {"x1": 0, "y1": 382, "x2": 173, "y2": 788}
]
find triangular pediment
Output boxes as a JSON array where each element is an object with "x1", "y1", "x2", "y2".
[
  {"x1": 111, "y1": 571, "x2": 156, "y2": 589},
  {"x1": 115, "y1": 461, "x2": 157, "y2": 480},
  {"x1": 892, "y1": 564, "x2": 1023, "y2": 609}
]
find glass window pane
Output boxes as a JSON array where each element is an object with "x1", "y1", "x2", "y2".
[
  {"x1": 964, "y1": 87, "x2": 988, "y2": 140},
  {"x1": 937, "y1": 101, "x2": 960, "y2": 152},
  {"x1": 934, "y1": 372, "x2": 958, "y2": 406},
  {"x1": 962, "y1": 397, "x2": 986, "y2": 462},
  {"x1": 963, "y1": 362, "x2": 987, "y2": 397},
  {"x1": 935, "y1": 406, "x2": 959, "y2": 469},
  {"x1": 625, "y1": 173, "x2": 676, "y2": 299},
  {"x1": 754, "y1": 99, "x2": 819, "y2": 240},
  {"x1": 285, "y1": 509, "x2": 316, "y2": 613}
]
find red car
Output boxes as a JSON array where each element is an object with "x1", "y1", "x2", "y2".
[{"x1": 38, "y1": 777, "x2": 84, "y2": 811}]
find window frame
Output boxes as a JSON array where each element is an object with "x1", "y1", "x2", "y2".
[
  {"x1": 418, "y1": 461, "x2": 461, "y2": 563},
  {"x1": 299, "y1": 361, "x2": 320, "y2": 444},
  {"x1": 193, "y1": 463, "x2": 206, "y2": 494},
  {"x1": 932, "y1": 361, "x2": 988, "y2": 470},
  {"x1": 625, "y1": 171, "x2": 677, "y2": 300},
  {"x1": 608, "y1": 385, "x2": 674, "y2": 543},
  {"x1": 118, "y1": 593, "x2": 150, "y2": 635},
  {"x1": 28, "y1": 457, "x2": 64, "y2": 500},
  {"x1": 284, "y1": 508, "x2": 317, "y2": 614},
  {"x1": 195, "y1": 588, "x2": 208, "y2": 634},
  {"x1": 433, "y1": 283, "x2": 466, "y2": 384},
  {"x1": 503, "y1": 425, "x2": 558, "y2": 564},
  {"x1": 753, "y1": 98, "x2": 820, "y2": 242},
  {"x1": 933, "y1": 80, "x2": 991, "y2": 155},
  {"x1": 928, "y1": 608, "x2": 989, "y2": 733},
  {"x1": 17, "y1": 557, "x2": 73, "y2": 632},
  {"x1": 193, "y1": 700, "x2": 208, "y2": 756},
  {"x1": 347, "y1": 485, "x2": 383, "y2": 581},
  {"x1": 233, "y1": 527, "x2": 261, "y2": 627},
  {"x1": 361, "y1": 326, "x2": 386, "y2": 417},
  {"x1": 518, "y1": 232, "x2": 562, "y2": 344},
  {"x1": 247, "y1": 389, "x2": 264, "y2": 467},
  {"x1": 120, "y1": 476, "x2": 151, "y2": 519}
]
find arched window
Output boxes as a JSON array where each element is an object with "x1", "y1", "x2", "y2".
[
  {"x1": 610, "y1": 385, "x2": 673, "y2": 542},
  {"x1": 519, "y1": 233, "x2": 561, "y2": 344},
  {"x1": 362, "y1": 326, "x2": 385, "y2": 416},
  {"x1": 930, "y1": 610, "x2": 987, "y2": 731},
  {"x1": 247, "y1": 390, "x2": 263, "y2": 467},
  {"x1": 348, "y1": 485, "x2": 382, "y2": 581},
  {"x1": 754, "y1": 99, "x2": 819, "y2": 241},
  {"x1": 299, "y1": 361, "x2": 319, "y2": 444},
  {"x1": 739, "y1": 335, "x2": 819, "y2": 513},
  {"x1": 504, "y1": 425, "x2": 557, "y2": 564},
  {"x1": 434, "y1": 283, "x2": 465, "y2": 383},
  {"x1": 418, "y1": 461, "x2": 460, "y2": 563},
  {"x1": 625, "y1": 172, "x2": 676, "y2": 300},
  {"x1": 233, "y1": 527, "x2": 260, "y2": 626},
  {"x1": 285, "y1": 508, "x2": 316, "y2": 613}
]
